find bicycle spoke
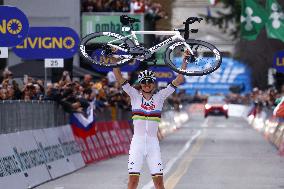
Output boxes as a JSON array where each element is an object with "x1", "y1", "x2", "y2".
[
  {"x1": 80, "y1": 32, "x2": 134, "y2": 67},
  {"x1": 165, "y1": 40, "x2": 221, "y2": 76}
]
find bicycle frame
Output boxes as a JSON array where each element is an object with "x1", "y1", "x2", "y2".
[{"x1": 105, "y1": 30, "x2": 194, "y2": 56}]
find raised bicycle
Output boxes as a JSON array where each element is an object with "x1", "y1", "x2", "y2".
[{"x1": 80, "y1": 15, "x2": 222, "y2": 76}]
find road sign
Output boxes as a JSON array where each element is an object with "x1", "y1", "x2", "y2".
[
  {"x1": 44, "y1": 59, "x2": 64, "y2": 68},
  {"x1": 0, "y1": 47, "x2": 8, "y2": 58}
]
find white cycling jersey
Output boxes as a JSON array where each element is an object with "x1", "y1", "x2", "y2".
[{"x1": 122, "y1": 82, "x2": 176, "y2": 176}]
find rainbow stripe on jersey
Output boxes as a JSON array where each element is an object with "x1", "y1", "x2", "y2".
[{"x1": 132, "y1": 109, "x2": 162, "y2": 122}]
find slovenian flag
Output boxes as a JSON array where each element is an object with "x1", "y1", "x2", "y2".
[{"x1": 208, "y1": 0, "x2": 219, "y2": 5}]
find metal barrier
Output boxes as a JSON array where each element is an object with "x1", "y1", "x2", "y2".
[
  {"x1": 0, "y1": 100, "x2": 69, "y2": 134},
  {"x1": 0, "y1": 100, "x2": 176, "y2": 134}
]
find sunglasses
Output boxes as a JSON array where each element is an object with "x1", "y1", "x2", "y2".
[{"x1": 140, "y1": 79, "x2": 155, "y2": 85}]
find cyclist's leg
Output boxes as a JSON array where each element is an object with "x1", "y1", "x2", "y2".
[
  {"x1": 152, "y1": 175, "x2": 165, "y2": 189},
  {"x1": 146, "y1": 138, "x2": 165, "y2": 189},
  {"x1": 128, "y1": 136, "x2": 144, "y2": 189}
]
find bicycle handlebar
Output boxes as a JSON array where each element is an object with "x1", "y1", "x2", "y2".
[
  {"x1": 183, "y1": 17, "x2": 203, "y2": 25},
  {"x1": 120, "y1": 15, "x2": 140, "y2": 26}
]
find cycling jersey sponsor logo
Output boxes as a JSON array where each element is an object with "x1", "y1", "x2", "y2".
[
  {"x1": 13, "y1": 27, "x2": 79, "y2": 59},
  {"x1": 0, "y1": 6, "x2": 29, "y2": 47},
  {"x1": 141, "y1": 100, "x2": 155, "y2": 110}
]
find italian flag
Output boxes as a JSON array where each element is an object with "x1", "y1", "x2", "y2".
[{"x1": 208, "y1": 0, "x2": 219, "y2": 5}]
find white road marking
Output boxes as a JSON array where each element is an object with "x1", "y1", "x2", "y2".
[
  {"x1": 216, "y1": 124, "x2": 226, "y2": 128},
  {"x1": 141, "y1": 130, "x2": 202, "y2": 189},
  {"x1": 201, "y1": 117, "x2": 209, "y2": 127},
  {"x1": 54, "y1": 187, "x2": 64, "y2": 189}
]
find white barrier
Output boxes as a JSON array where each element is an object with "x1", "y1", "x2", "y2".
[
  {"x1": 7, "y1": 131, "x2": 51, "y2": 188},
  {"x1": 40, "y1": 127, "x2": 75, "y2": 179},
  {"x1": 0, "y1": 134, "x2": 27, "y2": 189},
  {"x1": 228, "y1": 104, "x2": 250, "y2": 117},
  {"x1": 61, "y1": 125, "x2": 85, "y2": 170}
]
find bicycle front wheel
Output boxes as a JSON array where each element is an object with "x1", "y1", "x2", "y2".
[
  {"x1": 164, "y1": 39, "x2": 222, "y2": 76},
  {"x1": 80, "y1": 32, "x2": 135, "y2": 67}
]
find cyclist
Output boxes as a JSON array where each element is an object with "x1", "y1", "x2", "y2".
[{"x1": 113, "y1": 52, "x2": 189, "y2": 189}]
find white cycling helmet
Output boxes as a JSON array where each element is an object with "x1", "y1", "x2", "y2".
[{"x1": 138, "y1": 70, "x2": 156, "y2": 83}]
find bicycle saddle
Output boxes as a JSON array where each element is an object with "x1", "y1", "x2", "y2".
[{"x1": 120, "y1": 15, "x2": 140, "y2": 25}]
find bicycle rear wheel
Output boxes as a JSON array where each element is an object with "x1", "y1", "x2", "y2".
[
  {"x1": 80, "y1": 32, "x2": 135, "y2": 67},
  {"x1": 164, "y1": 39, "x2": 222, "y2": 76}
]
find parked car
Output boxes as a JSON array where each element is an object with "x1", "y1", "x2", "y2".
[{"x1": 204, "y1": 95, "x2": 228, "y2": 118}]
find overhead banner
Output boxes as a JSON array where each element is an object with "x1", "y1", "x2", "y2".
[
  {"x1": 0, "y1": 6, "x2": 29, "y2": 47},
  {"x1": 91, "y1": 49, "x2": 140, "y2": 72},
  {"x1": 180, "y1": 57, "x2": 252, "y2": 95},
  {"x1": 273, "y1": 51, "x2": 284, "y2": 73},
  {"x1": 149, "y1": 66, "x2": 175, "y2": 82},
  {"x1": 81, "y1": 13, "x2": 144, "y2": 42},
  {"x1": 13, "y1": 27, "x2": 80, "y2": 59}
]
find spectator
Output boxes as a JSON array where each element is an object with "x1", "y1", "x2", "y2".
[
  {"x1": 82, "y1": 0, "x2": 96, "y2": 12},
  {"x1": 81, "y1": 74, "x2": 93, "y2": 89}
]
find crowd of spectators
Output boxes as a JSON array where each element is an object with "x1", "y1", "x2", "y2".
[
  {"x1": 81, "y1": 0, "x2": 168, "y2": 20},
  {"x1": 2, "y1": 67, "x2": 284, "y2": 118},
  {"x1": 0, "y1": 69, "x2": 132, "y2": 117}
]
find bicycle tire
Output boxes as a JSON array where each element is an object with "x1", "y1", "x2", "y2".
[
  {"x1": 164, "y1": 39, "x2": 222, "y2": 76},
  {"x1": 80, "y1": 32, "x2": 135, "y2": 67}
]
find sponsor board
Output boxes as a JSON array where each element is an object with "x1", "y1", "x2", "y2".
[
  {"x1": 180, "y1": 57, "x2": 252, "y2": 95},
  {"x1": 0, "y1": 6, "x2": 29, "y2": 47},
  {"x1": 13, "y1": 27, "x2": 79, "y2": 59},
  {"x1": 273, "y1": 51, "x2": 284, "y2": 73}
]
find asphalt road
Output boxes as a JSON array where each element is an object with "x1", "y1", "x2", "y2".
[{"x1": 35, "y1": 112, "x2": 284, "y2": 189}]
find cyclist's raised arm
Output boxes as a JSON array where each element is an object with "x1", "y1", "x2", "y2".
[
  {"x1": 113, "y1": 67, "x2": 139, "y2": 99},
  {"x1": 113, "y1": 67, "x2": 127, "y2": 86},
  {"x1": 171, "y1": 51, "x2": 189, "y2": 87}
]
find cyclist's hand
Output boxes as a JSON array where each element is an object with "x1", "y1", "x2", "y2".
[{"x1": 183, "y1": 49, "x2": 191, "y2": 62}]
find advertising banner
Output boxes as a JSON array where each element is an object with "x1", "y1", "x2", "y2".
[
  {"x1": 96, "y1": 122, "x2": 118, "y2": 156},
  {"x1": 106, "y1": 122, "x2": 125, "y2": 154},
  {"x1": 61, "y1": 125, "x2": 85, "y2": 170},
  {"x1": 81, "y1": 13, "x2": 144, "y2": 42},
  {"x1": 149, "y1": 66, "x2": 176, "y2": 82},
  {"x1": 0, "y1": 6, "x2": 29, "y2": 47},
  {"x1": 273, "y1": 51, "x2": 284, "y2": 73},
  {"x1": 7, "y1": 131, "x2": 51, "y2": 188},
  {"x1": 0, "y1": 134, "x2": 27, "y2": 189},
  {"x1": 41, "y1": 128, "x2": 75, "y2": 179},
  {"x1": 13, "y1": 27, "x2": 80, "y2": 59},
  {"x1": 180, "y1": 57, "x2": 252, "y2": 95},
  {"x1": 70, "y1": 114, "x2": 109, "y2": 164},
  {"x1": 91, "y1": 57, "x2": 140, "y2": 73}
]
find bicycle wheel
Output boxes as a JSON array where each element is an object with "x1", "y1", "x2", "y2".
[
  {"x1": 164, "y1": 39, "x2": 222, "y2": 76},
  {"x1": 80, "y1": 32, "x2": 135, "y2": 67}
]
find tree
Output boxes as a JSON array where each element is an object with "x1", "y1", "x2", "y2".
[{"x1": 203, "y1": 0, "x2": 284, "y2": 90}]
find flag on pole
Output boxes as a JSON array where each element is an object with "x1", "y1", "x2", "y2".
[
  {"x1": 241, "y1": 0, "x2": 269, "y2": 40},
  {"x1": 266, "y1": 0, "x2": 284, "y2": 42}
]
